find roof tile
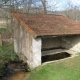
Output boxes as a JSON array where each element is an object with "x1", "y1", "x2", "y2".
[{"x1": 12, "y1": 13, "x2": 80, "y2": 38}]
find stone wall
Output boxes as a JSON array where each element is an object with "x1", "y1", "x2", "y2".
[
  {"x1": 61, "y1": 35, "x2": 80, "y2": 52},
  {"x1": 42, "y1": 37, "x2": 61, "y2": 50},
  {"x1": 31, "y1": 38, "x2": 41, "y2": 69},
  {"x1": 13, "y1": 18, "x2": 19, "y2": 54},
  {"x1": 42, "y1": 35, "x2": 80, "y2": 53},
  {"x1": 13, "y1": 18, "x2": 42, "y2": 69}
]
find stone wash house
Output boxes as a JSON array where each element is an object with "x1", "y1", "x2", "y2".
[{"x1": 13, "y1": 13, "x2": 80, "y2": 69}]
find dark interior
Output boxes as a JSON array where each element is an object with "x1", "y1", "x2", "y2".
[
  {"x1": 41, "y1": 47, "x2": 65, "y2": 51},
  {"x1": 42, "y1": 52, "x2": 71, "y2": 63}
]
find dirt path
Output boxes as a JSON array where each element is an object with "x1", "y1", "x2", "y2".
[
  {"x1": 7, "y1": 71, "x2": 29, "y2": 80},
  {"x1": 2, "y1": 71, "x2": 30, "y2": 80}
]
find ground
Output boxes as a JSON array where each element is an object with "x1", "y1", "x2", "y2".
[
  {"x1": 0, "y1": 44, "x2": 18, "y2": 77},
  {"x1": 6, "y1": 71, "x2": 30, "y2": 80},
  {"x1": 0, "y1": 28, "x2": 80, "y2": 80},
  {"x1": 27, "y1": 54, "x2": 80, "y2": 80},
  {"x1": 1, "y1": 44, "x2": 80, "y2": 80},
  {"x1": 0, "y1": 28, "x2": 29, "y2": 80}
]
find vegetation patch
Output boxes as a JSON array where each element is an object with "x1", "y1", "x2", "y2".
[
  {"x1": 0, "y1": 44, "x2": 18, "y2": 77},
  {"x1": 0, "y1": 28, "x2": 7, "y2": 32},
  {"x1": 0, "y1": 44, "x2": 18, "y2": 62},
  {"x1": 27, "y1": 55, "x2": 80, "y2": 80}
]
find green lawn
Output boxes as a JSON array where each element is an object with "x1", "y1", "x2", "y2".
[{"x1": 27, "y1": 55, "x2": 80, "y2": 80}]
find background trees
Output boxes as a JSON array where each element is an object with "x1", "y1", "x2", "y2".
[
  {"x1": 0, "y1": 0, "x2": 80, "y2": 33},
  {"x1": 0, "y1": 0, "x2": 61, "y2": 14},
  {"x1": 64, "y1": 1, "x2": 80, "y2": 21}
]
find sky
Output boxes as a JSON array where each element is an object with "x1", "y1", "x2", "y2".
[
  {"x1": 47, "y1": 0, "x2": 80, "y2": 11},
  {"x1": 0, "y1": 0, "x2": 80, "y2": 11}
]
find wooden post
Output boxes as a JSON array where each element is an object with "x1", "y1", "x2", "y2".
[{"x1": 0, "y1": 34, "x2": 2, "y2": 46}]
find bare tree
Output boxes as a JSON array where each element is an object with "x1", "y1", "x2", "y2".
[
  {"x1": 40, "y1": 0, "x2": 47, "y2": 14},
  {"x1": 63, "y1": 1, "x2": 80, "y2": 22},
  {"x1": 19, "y1": 0, "x2": 60, "y2": 14}
]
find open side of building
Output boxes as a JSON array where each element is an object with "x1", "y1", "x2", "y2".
[{"x1": 13, "y1": 13, "x2": 80, "y2": 69}]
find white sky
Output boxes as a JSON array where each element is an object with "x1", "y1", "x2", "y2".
[
  {"x1": 47, "y1": 0, "x2": 80, "y2": 11},
  {"x1": 70, "y1": 0, "x2": 80, "y2": 5},
  {"x1": 0, "y1": 0, "x2": 80, "y2": 11}
]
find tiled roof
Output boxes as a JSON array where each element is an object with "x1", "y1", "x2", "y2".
[{"x1": 12, "y1": 13, "x2": 80, "y2": 38}]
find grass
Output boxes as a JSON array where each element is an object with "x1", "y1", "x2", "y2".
[
  {"x1": 27, "y1": 55, "x2": 80, "y2": 80},
  {"x1": 0, "y1": 44, "x2": 18, "y2": 76},
  {"x1": 0, "y1": 44, "x2": 18, "y2": 63},
  {"x1": 0, "y1": 28, "x2": 7, "y2": 32}
]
